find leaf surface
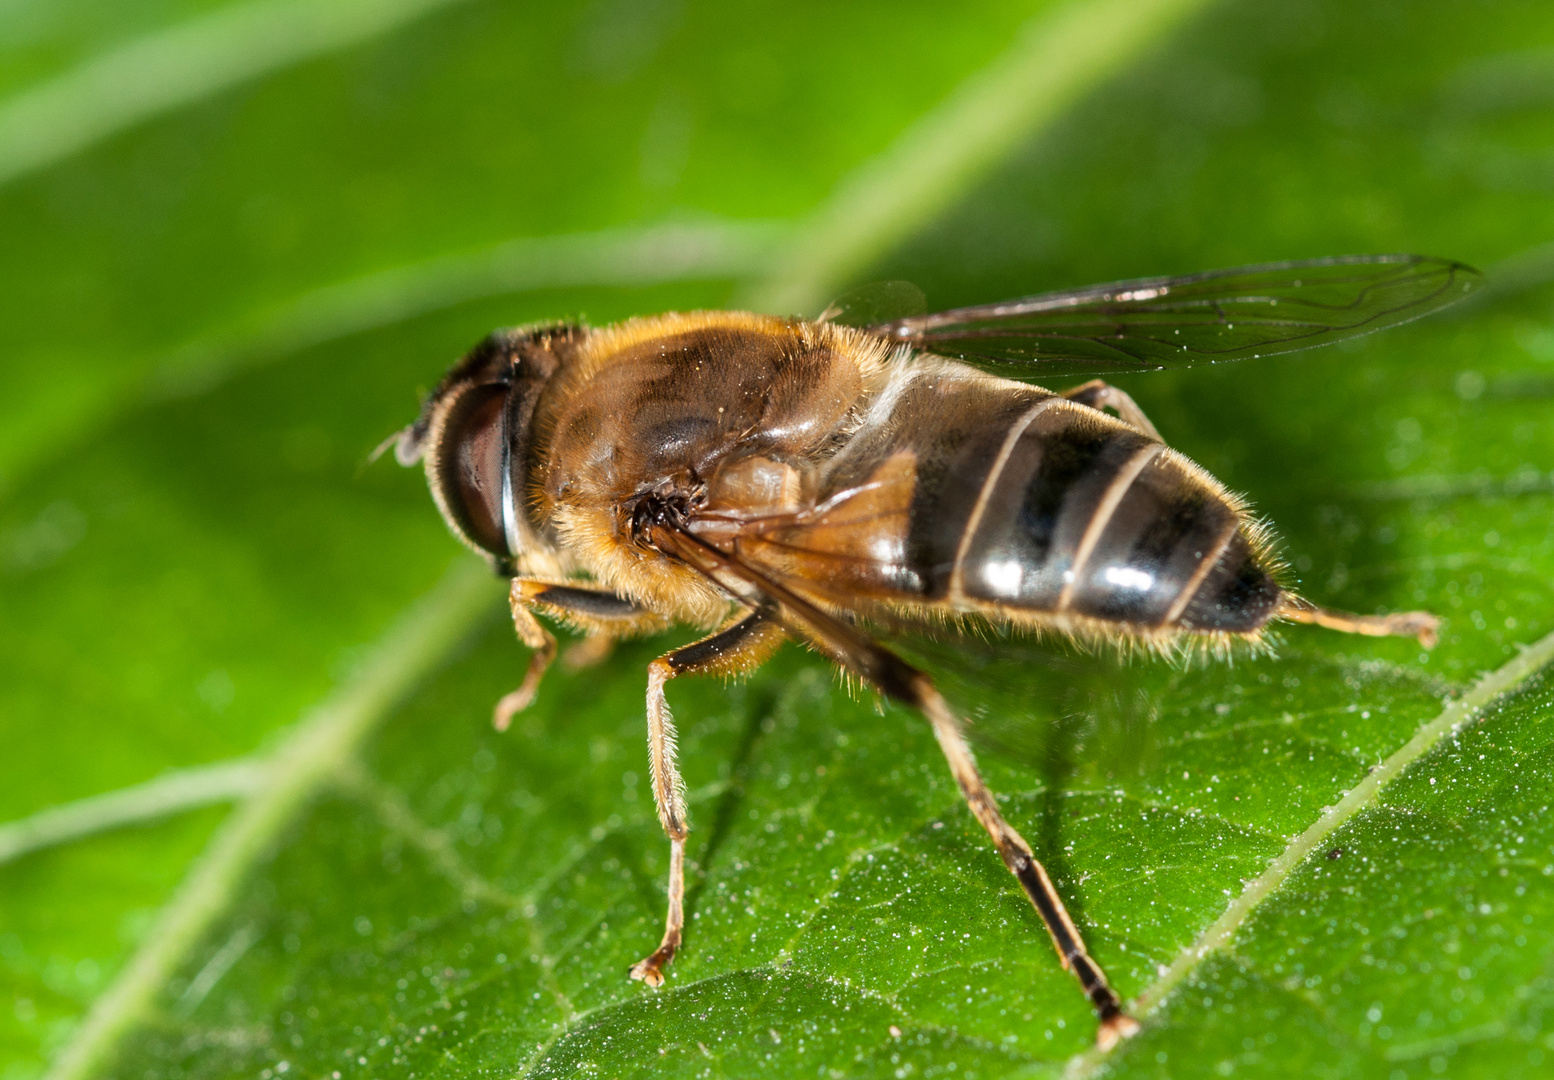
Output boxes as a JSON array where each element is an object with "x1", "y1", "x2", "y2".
[{"x1": 3, "y1": 2, "x2": 1554, "y2": 1079}]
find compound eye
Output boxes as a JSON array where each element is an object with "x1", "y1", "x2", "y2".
[{"x1": 435, "y1": 383, "x2": 511, "y2": 558}]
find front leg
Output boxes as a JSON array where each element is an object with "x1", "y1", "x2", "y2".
[
  {"x1": 561, "y1": 631, "x2": 617, "y2": 672},
  {"x1": 494, "y1": 578, "x2": 665, "y2": 731},
  {"x1": 629, "y1": 609, "x2": 785, "y2": 986},
  {"x1": 494, "y1": 588, "x2": 556, "y2": 732}
]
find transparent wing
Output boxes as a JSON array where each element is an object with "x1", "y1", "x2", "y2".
[
  {"x1": 666, "y1": 505, "x2": 1151, "y2": 768},
  {"x1": 820, "y1": 279, "x2": 927, "y2": 328},
  {"x1": 867, "y1": 254, "x2": 1481, "y2": 378}
]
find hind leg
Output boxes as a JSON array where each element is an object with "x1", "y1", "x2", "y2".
[
  {"x1": 1063, "y1": 379, "x2": 1162, "y2": 440},
  {"x1": 1278, "y1": 597, "x2": 1439, "y2": 647}
]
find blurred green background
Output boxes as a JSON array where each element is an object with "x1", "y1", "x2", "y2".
[{"x1": 2, "y1": 1, "x2": 1553, "y2": 1078}]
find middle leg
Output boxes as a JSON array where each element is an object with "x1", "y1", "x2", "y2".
[
  {"x1": 773, "y1": 601, "x2": 1139, "y2": 1046},
  {"x1": 628, "y1": 608, "x2": 785, "y2": 986}
]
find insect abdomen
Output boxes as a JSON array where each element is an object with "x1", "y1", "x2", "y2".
[{"x1": 912, "y1": 385, "x2": 1283, "y2": 636}]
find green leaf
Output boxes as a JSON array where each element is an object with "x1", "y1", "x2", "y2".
[{"x1": 2, "y1": 1, "x2": 1552, "y2": 1079}]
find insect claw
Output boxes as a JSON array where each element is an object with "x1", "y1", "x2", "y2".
[
  {"x1": 629, "y1": 948, "x2": 674, "y2": 987},
  {"x1": 1280, "y1": 600, "x2": 1441, "y2": 648},
  {"x1": 492, "y1": 684, "x2": 537, "y2": 731},
  {"x1": 1095, "y1": 1013, "x2": 1141, "y2": 1051},
  {"x1": 1402, "y1": 611, "x2": 1440, "y2": 649}
]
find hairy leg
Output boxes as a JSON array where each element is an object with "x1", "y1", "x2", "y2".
[
  {"x1": 1279, "y1": 596, "x2": 1439, "y2": 647},
  {"x1": 493, "y1": 579, "x2": 664, "y2": 731},
  {"x1": 650, "y1": 525, "x2": 1138, "y2": 1046},
  {"x1": 880, "y1": 663, "x2": 1139, "y2": 1048},
  {"x1": 1063, "y1": 379, "x2": 1163, "y2": 440},
  {"x1": 561, "y1": 632, "x2": 616, "y2": 671},
  {"x1": 629, "y1": 609, "x2": 784, "y2": 986}
]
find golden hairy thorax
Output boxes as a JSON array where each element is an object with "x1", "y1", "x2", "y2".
[{"x1": 524, "y1": 311, "x2": 897, "y2": 625}]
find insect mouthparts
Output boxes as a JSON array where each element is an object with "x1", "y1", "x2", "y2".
[{"x1": 629, "y1": 488, "x2": 698, "y2": 543}]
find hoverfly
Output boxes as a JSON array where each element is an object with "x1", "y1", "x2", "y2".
[{"x1": 389, "y1": 254, "x2": 1477, "y2": 1048}]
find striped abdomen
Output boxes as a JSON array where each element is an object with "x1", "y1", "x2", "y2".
[{"x1": 811, "y1": 365, "x2": 1284, "y2": 636}]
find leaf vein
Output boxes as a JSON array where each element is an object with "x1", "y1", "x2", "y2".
[{"x1": 1064, "y1": 627, "x2": 1554, "y2": 1077}]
